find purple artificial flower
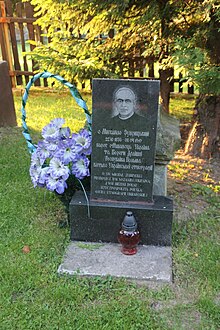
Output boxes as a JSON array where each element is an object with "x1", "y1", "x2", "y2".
[
  {"x1": 49, "y1": 157, "x2": 70, "y2": 180},
  {"x1": 29, "y1": 159, "x2": 49, "y2": 187},
  {"x1": 42, "y1": 118, "x2": 65, "y2": 142},
  {"x1": 49, "y1": 118, "x2": 65, "y2": 129},
  {"x1": 72, "y1": 155, "x2": 90, "y2": 180},
  {"x1": 30, "y1": 150, "x2": 41, "y2": 167},
  {"x1": 60, "y1": 127, "x2": 71, "y2": 139},
  {"x1": 38, "y1": 166, "x2": 50, "y2": 185},
  {"x1": 36, "y1": 140, "x2": 51, "y2": 163},
  {"x1": 56, "y1": 179, "x2": 67, "y2": 194},
  {"x1": 72, "y1": 129, "x2": 92, "y2": 155},
  {"x1": 44, "y1": 139, "x2": 58, "y2": 152},
  {"x1": 45, "y1": 175, "x2": 57, "y2": 191},
  {"x1": 45, "y1": 175, "x2": 67, "y2": 194},
  {"x1": 54, "y1": 138, "x2": 77, "y2": 165},
  {"x1": 30, "y1": 152, "x2": 43, "y2": 186},
  {"x1": 30, "y1": 164, "x2": 41, "y2": 187},
  {"x1": 30, "y1": 118, "x2": 91, "y2": 194}
]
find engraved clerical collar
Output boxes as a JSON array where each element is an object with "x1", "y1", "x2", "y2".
[{"x1": 118, "y1": 113, "x2": 134, "y2": 120}]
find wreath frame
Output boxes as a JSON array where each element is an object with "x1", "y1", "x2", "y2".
[{"x1": 21, "y1": 71, "x2": 92, "y2": 154}]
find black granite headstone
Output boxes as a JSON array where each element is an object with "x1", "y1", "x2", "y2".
[
  {"x1": 70, "y1": 78, "x2": 173, "y2": 246},
  {"x1": 91, "y1": 79, "x2": 159, "y2": 203}
]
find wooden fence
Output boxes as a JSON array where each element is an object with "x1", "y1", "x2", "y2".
[
  {"x1": 0, "y1": 0, "x2": 46, "y2": 87},
  {"x1": 0, "y1": 0, "x2": 194, "y2": 93}
]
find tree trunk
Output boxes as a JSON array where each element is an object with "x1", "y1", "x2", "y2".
[
  {"x1": 159, "y1": 67, "x2": 173, "y2": 113},
  {"x1": 184, "y1": 94, "x2": 220, "y2": 159}
]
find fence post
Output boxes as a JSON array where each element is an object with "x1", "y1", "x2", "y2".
[
  {"x1": 148, "y1": 62, "x2": 154, "y2": 78},
  {"x1": 170, "y1": 67, "x2": 174, "y2": 93},
  {"x1": 0, "y1": 61, "x2": 17, "y2": 127},
  {"x1": 179, "y1": 73, "x2": 183, "y2": 93},
  {"x1": 0, "y1": 1, "x2": 16, "y2": 87},
  {"x1": 25, "y1": 2, "x2": 40, "y2": 86},
  {"x1": 16, "y1": 2, "x2": 29, "y2": 84},
  {"x1": 5, "y1": 0, "x2": 22, "y2": 85},
  {"x1": 188, "y1": 84, "x2": 194, "y2": 94}
]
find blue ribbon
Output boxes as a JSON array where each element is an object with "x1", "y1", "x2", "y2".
[{"x1": 21, "y1": 71, "x2": 92, "y2": 154}]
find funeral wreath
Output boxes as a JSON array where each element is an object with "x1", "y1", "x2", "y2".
[{"x1": 21, "y1": 72, "x2": 92, "y2": 196}]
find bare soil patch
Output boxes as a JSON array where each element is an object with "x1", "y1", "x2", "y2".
[{"x1": 167, "y1": 149, "x2": 220, "y2": 222}]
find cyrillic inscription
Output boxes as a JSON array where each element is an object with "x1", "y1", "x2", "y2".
[{"x1": 91, "y1": 79, "x2": 160, "y2": 202}]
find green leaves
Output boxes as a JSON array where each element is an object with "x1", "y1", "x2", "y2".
[
  {"x1": 174, "y1": 38, "x2": 220, "y2": 95},
  {"x1": 25, "y1": 0, "x2": 220, "y2": 96}
]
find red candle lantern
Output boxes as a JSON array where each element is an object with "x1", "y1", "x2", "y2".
[{"x1": 118, "y1": 211, "x2": 140, "y2": 255}]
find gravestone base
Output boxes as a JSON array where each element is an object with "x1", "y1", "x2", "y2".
[
  {"x1": 58, "y1": 242, "x2": 172, "y2": 283},
  {"x1": 70, "y1": 191, "x2": 173, "y2": 246}
]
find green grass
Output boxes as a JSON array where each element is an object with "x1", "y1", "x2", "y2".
[
  {"x1": 0, "y1": 90, "x2": 219, "y2": 329},
  {"x1": 169, "y1": 93, "x2": 196, "y2": 121},
  {"x1": 14, "y1": 87, "x2": 92, "y2": 137}
]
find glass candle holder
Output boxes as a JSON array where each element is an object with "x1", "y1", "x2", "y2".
[{"x1": 118, "y1": 211, "x2": 140, "y2": 255}]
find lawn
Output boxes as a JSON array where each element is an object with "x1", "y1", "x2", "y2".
[{"x1": 0, "y1": 88, "x2": 219, "y2": 329}]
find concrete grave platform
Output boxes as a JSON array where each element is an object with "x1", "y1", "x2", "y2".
[{"x1": 58, "y1": 242, "x2": 173, "y2": 283}]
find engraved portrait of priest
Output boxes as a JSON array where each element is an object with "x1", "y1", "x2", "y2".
[{"x1": 108, "y1": 85, "x2": 148, "y2": 131}]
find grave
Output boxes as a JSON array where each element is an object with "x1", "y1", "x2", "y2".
[
  {"x1": 70, "y1": 79, "x2": 174, "y2": 245},
  {"x1": 0, "y1": 61, "x2": 17, "y2": 127},
  {"x1": 59, "y1": 78, "x2": 180, "y2": 282}
]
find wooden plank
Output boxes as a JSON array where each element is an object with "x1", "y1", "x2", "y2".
[
  {"x1": 36, "y1": 24, "x2": 48, "y2": 87},
  {"x1": 0, "y1": 16, "x2": 36, "y2": 23},
  {"x1": 36, "y1": 23, "x2": 47, "y2": 86},
  {"x1": 188, "y1": 84, "x2": 194, "y2": 94},
  {"x1": 169, "y1": 67, "x2": 174, "y2": 93},
  {"x1": 9, "y1": 69, "x2": 34, "y2": 76},
  {"x1": 179, "y1": 73, "x2": 183, "y2": 93},
  {"x1": 148, "y1": 62, "x2": 155, "y2": 78},
  {"x1": 25, "y1": 2, "x2": 40, "y2": 86},
  {"x1": 0, "y1": 1, "x2": 15, "y2": 87},
  {"x1": 35, "y1": 24, "x2": 41, "y2": 43},
  {"x1": 16, "y1": 2, "x2": 29, "y2": 84},
  {"x1": 5, "y1": 0, "x2": 22, "y2": 85},
  {"x1": 128, "y1": 59, "x2": 135, "y2": 77},
  {"x1": 0, "y1": 19, "x2": 7, "y2": 59}
]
